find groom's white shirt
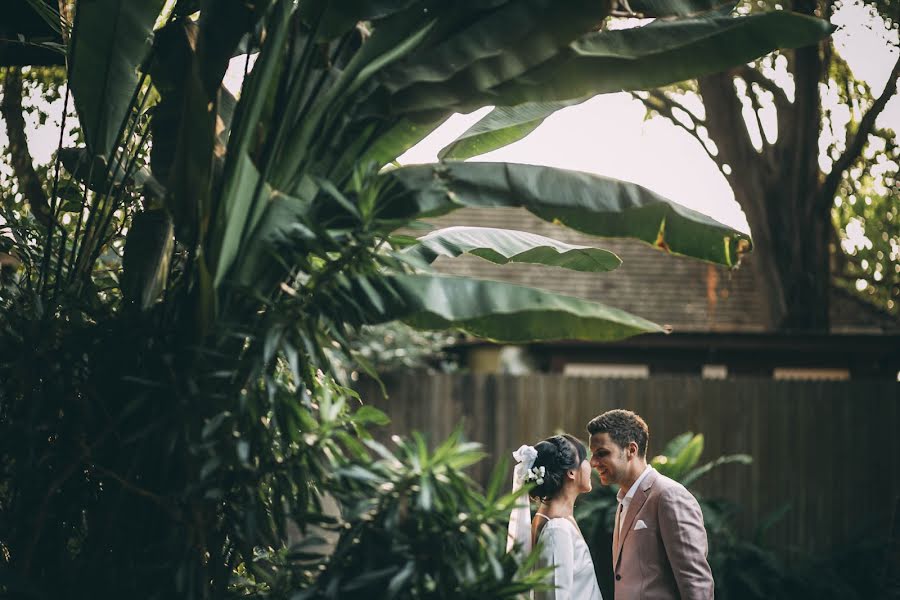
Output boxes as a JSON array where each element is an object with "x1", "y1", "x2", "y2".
[{"x1": 616, "y1": 465, "x2": 652, "y2": 533}]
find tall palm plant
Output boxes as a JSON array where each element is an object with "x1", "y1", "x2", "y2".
[{"x1": 0, "y1": 0, "x2": 829, "y2": 597}]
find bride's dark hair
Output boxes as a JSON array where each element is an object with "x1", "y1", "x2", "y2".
[{"x1": 529, "y1": 434, "x2": 587, "y2": 501}]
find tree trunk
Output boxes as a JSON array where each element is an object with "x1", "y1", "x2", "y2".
[
  {"x1": 697, "y1": 36, "x2": 830, "y2": 332},
  {"x1": 0, "y1": 67, "x2": 52, "y2": 227}
]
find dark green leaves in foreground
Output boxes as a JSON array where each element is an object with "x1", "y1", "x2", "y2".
[
  {"x1": 377, "y1": 162, "x2": 751, "y2": 267},
  {"x1": 404, "y1": 226, "x2": 622, "y2": 272},
  {"x1": 69, "y1": 0, "x2": 165, "y2": 159},
  {"x1": 340, "y1": 273, "x2": 664, "y2": 342},
  {"x1": 302, "y1": 429, "x2": 551, "y2": 599},
  {"x1": 121, "y1": 208, "x2": 174, "y2": 310},
  {"x1": 487, "y1": 11, "x2": 833, "y2": 107},
  {"x1": 388, "y1": 9, "x2": 832, "y2": 114}
]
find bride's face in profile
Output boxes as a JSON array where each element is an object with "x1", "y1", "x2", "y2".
[{"x1": 574, "y1": 458, "x2": 592, "y2": 494}]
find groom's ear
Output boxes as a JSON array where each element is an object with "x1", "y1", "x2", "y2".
[{"x1": 627, "y1": 440, "x2": 639, "y2": 458}]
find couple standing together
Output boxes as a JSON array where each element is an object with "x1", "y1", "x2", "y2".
[{"x1": 508, "y1": 409, "x2": 714, "y2": 599}]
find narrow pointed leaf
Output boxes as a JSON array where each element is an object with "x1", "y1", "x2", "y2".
[
  {"x1": 404, "y1": 226, "x2": 622, "y2": 272},
  {"x1": 210, "y1": 153, "x2": 270, "y2": 287},
  {"x1": 343, "y1": 273, "x2": 664, "y2": 342},
  {"x1": 437, "y1": 98, "x2": 588, "y2": 159},
  {"x1": 69, "y1": 0, "x2": 165, "y2": 159},
  {"x1": 377, "y1": 162, "x2": 752, "y2": 266}
]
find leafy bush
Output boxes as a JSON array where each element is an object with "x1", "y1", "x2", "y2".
[{"x1": 575, "y1": 432, "x2": 889, "y2": 599}]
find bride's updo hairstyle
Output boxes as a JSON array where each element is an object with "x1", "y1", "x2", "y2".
[{"x1": 529, "y1": 434, "x2": 587, "y2": 502}]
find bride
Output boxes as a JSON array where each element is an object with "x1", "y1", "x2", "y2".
[{"x1": 508, "y1": 434, "x2": 602, "y2": 600}]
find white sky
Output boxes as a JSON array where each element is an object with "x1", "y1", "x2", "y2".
[{"x1": 6, "y1": 0, "x2": 899, "y2": 237}]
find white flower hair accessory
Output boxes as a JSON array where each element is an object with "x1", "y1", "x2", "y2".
[
  {"x1": 512, "y1": 445, "x2": 544, "y2": 485},
  {"x1": 523, "y1": 465, "x2": 546, "y2": 486}
]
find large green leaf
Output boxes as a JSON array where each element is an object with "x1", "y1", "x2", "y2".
[
  {"x1": 230, "y1": 189, "x2": 318, "y2": 290},
  {"x1": 298, "y1": 0, "x2": 420, "y2": 41},
  {"x1": 437, "y1": 98, "x2": 588, "y2": 160},
  {"x1": 627, "y1": 0, "x2": 725, "y2": 17},
  {"x1": 481, "y1": 11, "x2": 833, "y2": 108},
  {"x1": 209, "y1": 1, "x2": 294, "y2": 285},
  {"x1": 272, "y1": 10, "x2": 438, "y2": 190},
  {"x1": 391, "y1": 10, "x2": 831, "y2": 114},
  {"x1": 376, "y1": 162, "x2": 751, "y2": 267},
  {"x1": 404, "y1": 226, "x2": 622, "y2": 272},
  {"x1": 120, "y1": 208, "x2": 174, "y2": 310},
  {"x1": 210, "y1": 153, "x2": 268, "y2": 287},
  {"x1": 378, "y1": 0, "x2": 608, "y2": 94},
  {"x1": 69, "y1": 0, "x2": 165, "y2": 159},
  {"x1": 681, "y1": 453, "x2": 752, "y2": 488},
  {"x1": 380, "y1": 0, "x2": 609, "y2": 116},
  {"x1": 359, "y1": 116, "x2": 449, "y2": 168},
  {"x1": 341, "y1": 273, "x2": 664, "y2": 342}
]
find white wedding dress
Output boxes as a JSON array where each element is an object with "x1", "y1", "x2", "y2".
[{"x1": 534, "y1": 516, "x2": 603, "y2": 600}]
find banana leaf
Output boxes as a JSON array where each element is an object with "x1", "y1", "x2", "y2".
[
  {"x1": 437, "y1": 98, "x2": 589, "y2": 160},
  {"x1": 392, "y1": 10, "x2": 832, "y2": 114},
  {"x1": 376, "y1": 162, "x2": 752, "y2": 267},
  {"x1": 404, "y1": 226, "x2": 622, "y2": 272},
  {"x1": 68, "y1": 0, "x2": 165, "y2": 159},
  {"x1": 342, "y1": 273, "x2": 665, "y2": 342}
]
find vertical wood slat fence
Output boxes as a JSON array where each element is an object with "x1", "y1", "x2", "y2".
[{"x1": 358, "y1": 373, "x2": 900, "y2": 556}]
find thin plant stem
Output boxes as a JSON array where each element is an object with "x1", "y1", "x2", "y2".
[
  {"x1": 71, "y1": 73, "x2": 150, "y2": 284},
  {"x1": 38, "y1": 85, "x2": 71, "y2": 297},
  {"x1": 87, "y1": 121, "x2": 152, "y2": 272}
]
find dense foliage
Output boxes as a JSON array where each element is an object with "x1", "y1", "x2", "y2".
[{"x1": 0, "y1": 1, "x2": 828, "y2": 597}]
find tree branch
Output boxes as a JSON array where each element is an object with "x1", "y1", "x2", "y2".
[
  {"x1": 736, "y1": 65, "x2": 791, "y2": 113},
  {"x1": 0, "y1": 67, "x2": 52, "y2": 227},
  {"x1": 647, "y1": 89, "x2": 706, "y2": 127},
  {"x1": 742, "y1": 78, "x2": 770, "y2": 150},
  {"x1": 697, "y1": 72, "x2": 766, "y2": 180},
  {"x1": 632, "y1": 90, "x2": 726, "y2": 176},
  {"x1": 821, "y1": 52, "x2": 900, "y2": 211}
]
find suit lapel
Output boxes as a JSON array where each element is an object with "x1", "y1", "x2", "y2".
[
  {"x1": 612, "y1": 504, "x2": 621, "y2": 568},
  {"x1": 613, "y1": 469, "x2": 658, "y2": 569}
]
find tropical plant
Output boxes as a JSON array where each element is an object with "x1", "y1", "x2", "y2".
[
  {"x1": 0, "y1": 0, "x2": 829, "y2": 597},
  {"x1": 633, "y1": 0, "x2": 900, "y2": 325}
]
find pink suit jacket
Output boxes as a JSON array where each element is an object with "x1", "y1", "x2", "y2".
[{"x1": 612, "y1": 468, "x2": 714, "y2": 600}]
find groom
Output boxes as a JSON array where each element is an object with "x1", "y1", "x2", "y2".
[{"x1": 587, "y1": 409, "x2": 714, "y2": 599}]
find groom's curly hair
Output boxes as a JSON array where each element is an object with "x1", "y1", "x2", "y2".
[{"x1": 587, "y1": 409, "x2": 650, "y2": 458}]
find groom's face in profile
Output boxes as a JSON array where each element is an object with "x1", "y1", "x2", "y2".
[{"x1": 589, "y1": 432, "x2": 628, "y2": 486}]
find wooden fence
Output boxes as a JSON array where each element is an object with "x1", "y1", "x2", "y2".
[{"x1": 358, "y1": 373, "x2": 900, "y2": 556}]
